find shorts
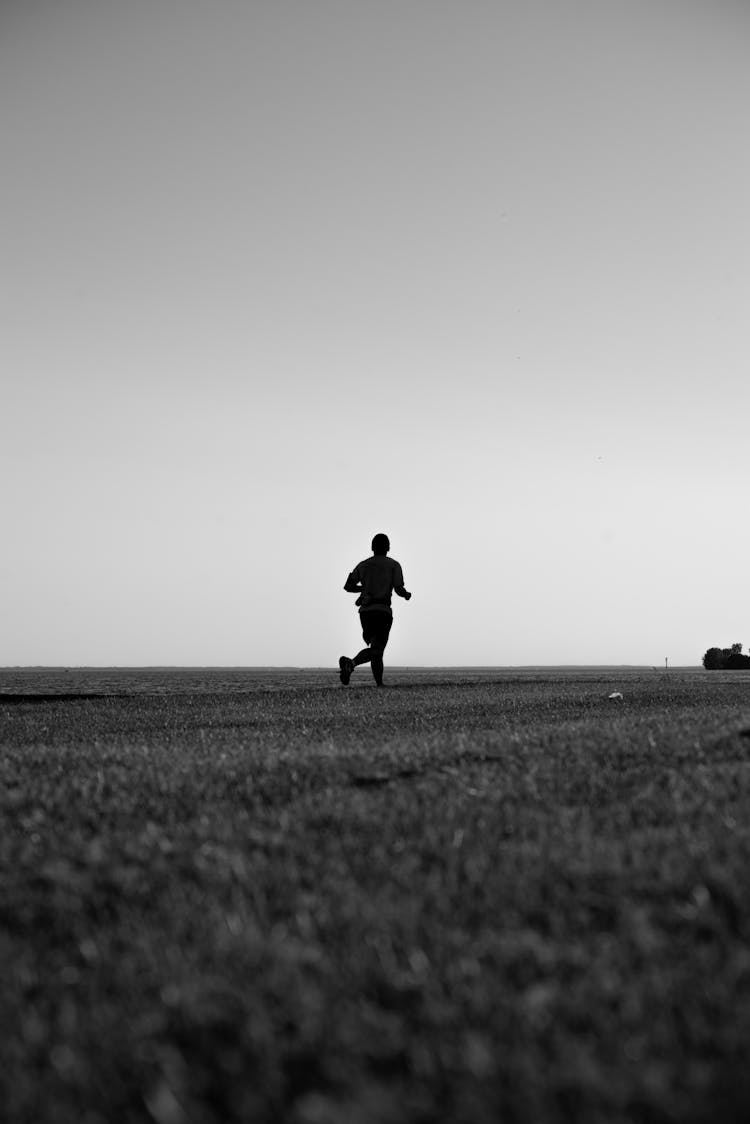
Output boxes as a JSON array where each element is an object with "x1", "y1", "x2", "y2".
[{"x1": 359, "y1": 610, "x2": 393, "y2": 650}]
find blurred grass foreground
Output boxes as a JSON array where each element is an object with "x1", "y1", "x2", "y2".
[{"x1": 2, "y1": 666, "x2": 750, "y2": 1123}]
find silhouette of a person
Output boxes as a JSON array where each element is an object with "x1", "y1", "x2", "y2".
[{"x1": 339, "y1": 533, "x2": 411, "y2": 687}]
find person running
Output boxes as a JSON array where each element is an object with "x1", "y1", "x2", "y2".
[{"x1": 339, "y1": 533, "x2": 411, "y2": 687}]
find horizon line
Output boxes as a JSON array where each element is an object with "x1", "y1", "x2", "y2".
[{"x1": 1, "y1": 663, "x2": 702, "y2": 671}]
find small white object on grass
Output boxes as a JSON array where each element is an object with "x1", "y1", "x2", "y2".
[{"x1": 608, "y1": 691, "x2": 624, "y2": 700}]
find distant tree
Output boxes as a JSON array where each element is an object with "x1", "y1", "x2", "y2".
[{"x1": 703, "y1": 644, "x2": 750, "y2": 670}]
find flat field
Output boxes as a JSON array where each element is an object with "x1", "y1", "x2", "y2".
[{"x1": 2, "y1": 666, "x2": 750, "y2": 1123}]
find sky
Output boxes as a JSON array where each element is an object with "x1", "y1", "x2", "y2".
[{"x1": 2, "y1": 0, "x2": 748, "y2": 668}]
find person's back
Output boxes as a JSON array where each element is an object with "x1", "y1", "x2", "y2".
[{"x1": 351, "y1": 554, "x2": 404, "y2": 612}]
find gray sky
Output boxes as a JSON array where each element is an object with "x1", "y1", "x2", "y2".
[{"x1": 2, "y1": 0, "x2": 748, "y2": 667}]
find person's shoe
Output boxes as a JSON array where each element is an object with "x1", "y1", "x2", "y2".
[{"x1": 339, "y1": 656, "x2": 354, "y2": 685}]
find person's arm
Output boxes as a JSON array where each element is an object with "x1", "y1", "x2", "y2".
[
  {"x1": 393, "y1": 561, "x2": 411, "y2": 599},
  {"x1": 343, "y1": 570, "x2": 362, "y2": 593}
]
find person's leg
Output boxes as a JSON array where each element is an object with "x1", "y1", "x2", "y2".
[
  {"x1": 370, "y1": 647, "x2": 384, "y2": 685},
  {"x1": 353, "y1": 612, "x2": 379, "y2": 677},
  {"x1": 352, "y1": 643, "x2": 383, "y2": 680},
  {"x1": 369, "y1": 615, "x2": 392, "y2": 686},
  {"x1": 340, "y1": 613, "x2": 374, "y2": 684},
  {"x1": 350, "y1": 612, "x2": 393, "y2": 685},
  {"x1": 354, "y1": 612, "x2": 376, "y2": 667}
]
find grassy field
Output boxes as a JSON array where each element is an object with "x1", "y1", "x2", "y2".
[{"x1": 2, "y1": 666, "x2": 750, "y2": 1123}]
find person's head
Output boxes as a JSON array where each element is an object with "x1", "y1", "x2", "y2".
[{"x1": 371, "y1": 533, "x2": 390, "y2": 556}]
